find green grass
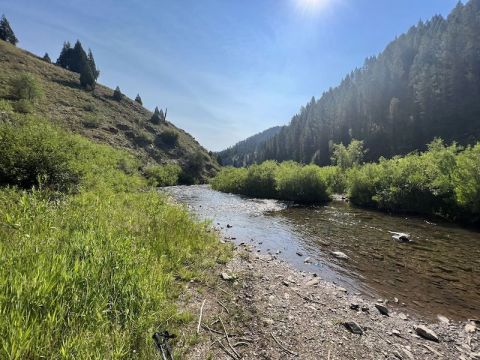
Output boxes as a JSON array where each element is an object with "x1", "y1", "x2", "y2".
[{"x1": 0, "y1": 114, "x2": 229, "y2": 358}]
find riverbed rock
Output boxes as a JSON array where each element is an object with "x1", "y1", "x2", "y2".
[
  {"x1": 296, "y1": 251, "x2": 303, "y2": 257},
  {"x1": 343, "y1": 321, "x2": 363, "y2": 335},
  {"x1": 415, "y1": 325, "x2": 439, "y2": 342},
  {"x1": 350, "y1": 303, "x2": 360, "y2": 311},
  {"x1": 465, "y1": 321, "x2": 477, "y2": 333},
  {"x1": 331, "y1": 251, "x2": 349, "y2": 260},
  {"x1": 305, "y1": 278, "x2": 320, "y2": 286},
  {"x1": 375, "y1": 303, "x2": 389, "y2": 316},
  {"x1": 389, "y1": 231, "x2": 412, "y2": 242},
  {"x1": 437, "y1": 315, "x2": 449, "y2": 324},
  {"x1": 304, "y1": 257, "x2": 313, "y2": 264}
]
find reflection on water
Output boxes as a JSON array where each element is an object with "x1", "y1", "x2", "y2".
[{"x1": 163, "y1": 185, "x2": 480, "y2": 321}]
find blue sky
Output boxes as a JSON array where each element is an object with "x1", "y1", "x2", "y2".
[{"x1": 1, "y1": 0, "x2": 459, "y2": 151}]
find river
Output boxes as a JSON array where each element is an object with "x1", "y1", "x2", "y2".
[{"x1": 163, "y1": 185, "x2": 480, "y2": 321}]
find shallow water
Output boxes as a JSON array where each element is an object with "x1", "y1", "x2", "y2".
[{"x1": 163, "y1": 185, "x2": 480, "y2": 321}]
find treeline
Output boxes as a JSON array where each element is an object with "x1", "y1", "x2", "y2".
[
  {"x1": 221, "y1": 0, "x2": 480, "y2": 167},
  {"x1": 211, "y1": 139, "x2": 480, "y2": 225},
  {"x1": 217, "y1": 126, "x2": 283, "y2": 166}
]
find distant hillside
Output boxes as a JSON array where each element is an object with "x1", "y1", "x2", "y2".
[
  {"x1": 234, "y1": 0, "x2": 480, "y2": 166},
  {"x1": 0, "y1": 40, "x2": 218, "y2": 181},
  {"x1": 217, "y1": 126, "x2": 283, "y2": 166}
]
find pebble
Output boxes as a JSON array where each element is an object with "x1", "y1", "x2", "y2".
[
  {"x1": 305, "y1": 278, "x2": 320, "y2": 287},
  {"x1": 343, "y1": 321, "x2": 363, "y2": 335},
  {"x1": 375, "y1": 303, "x2": 389, "y2": 316}
]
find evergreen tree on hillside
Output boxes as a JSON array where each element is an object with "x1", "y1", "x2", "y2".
[
  {"x1": 135, "y1": 94, "x2": 143, "y2": 105},
  {"x1": 80, "y1": 63, "x2": 96, "y2": 91},
  {"x1": 56, "y1": 42, "x2": 72, "y2": 69},
  {"x1": 70, "y1": 40, "x2": 88, "y2": 73},
  {"x1": 87, "y1": 49, "x2": 99, "y2": 80},
  {"x1": 0, "y1": 15, "x2": 18, "y2": 45},
  {"x1": 150, "y1": 106, "x2": 163, "y2": 124},
  {"x1": 113, "y1": 86, "x2": 123, "y2": 101},
  {"x1": 43, "y1": 53, "x2": 51, "y2": 63}
]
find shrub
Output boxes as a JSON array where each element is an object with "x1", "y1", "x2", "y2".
[
  {"x1": 210, "y1": 167, "x2": 248, "y2": 194},
  {"x1": 83, "y1": 102, "x2": 96, "y2": 112},
  {"x1": 12, "y1": 99, "x2": 34, "y2": 113},
  {"x1": 144, "y1": 163, "x2": 182, "y2": 187},
  {"x1": 179, "y1": 152, "x2": 206, "y2": 185},
  {"x1": 276, "y1": 162, "x2": 329, "y2": 203},
  {"x1": 244, "y1": 161, "x2": 278, "y2": 198},
  {"x1": 156, "y1": 130, "x2": 178, "y2": 147},
  {"x1": 81, "y1": 114, "x2": 100, "y2": 128},
  {"x1": 10, "y1": 73, "x2": 43, "y2": 101},
  {"x1": 453, "y1": 143, "x2": 480, "y2": 220},
  {"x1": 318, "y1": 165, "x2": 348, "y2": 194},
  {"x1": 0, "y1": 117, "x2": 80, "y2": 192},
  {"x1": 134, "y1": 131, "x2": 154, "y2": 146}
]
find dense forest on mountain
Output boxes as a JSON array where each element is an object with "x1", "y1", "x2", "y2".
[
  {"x1": 217, "y1": 126, "x2": 283, "y2": 166},
  {"x1": 224, "y1": 0, "x2": 480, "y2": 166}
]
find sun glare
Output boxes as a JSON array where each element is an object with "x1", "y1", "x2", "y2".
[{"x1": 295, "y1": 0, "x2": 332, "y2": 14}]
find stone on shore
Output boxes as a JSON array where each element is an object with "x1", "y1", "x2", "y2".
[
  {"x1": 415, "y1": 325, "x2": 439, "y2": 342},
  {"x1": 344, "y1": 321, "x2": 363, "y2": 335},
  {"x1": 331, "y1": 251, "x2": 349, "y2": 260}
]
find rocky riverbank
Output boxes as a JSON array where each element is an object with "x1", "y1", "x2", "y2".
[{"x1": 183, "y1": 237, "x2": 479, "y2": 359}]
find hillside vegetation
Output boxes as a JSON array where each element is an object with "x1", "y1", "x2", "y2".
[
  {"x1": 220, "y1": 0, "x2": 480, "y2": 167},
  {"x1": 0, "y1": 108, "x2": 229, "y2": 358},
  {"x1": 0, "y1": 40, "x2": 218, "y2": 182}
]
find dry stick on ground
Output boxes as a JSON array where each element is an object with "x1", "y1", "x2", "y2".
[
  {"x1": 292, "y1": 289, "x2": 324, "y2": 305},
  {"x1": 211, "y1": 337, "x2": 239, "y2": 360},
  {"x1": 216, "y1": 299, "x2": 230, "y2": 314},
  {"x1": 219, "y1": 316, "x2": 241, "y2": 359},
  {"x1": 271, "y1": 332, "x2": 299, "y2": 357},
  {"x1": 197, "y1": 299, "x2": 206, "y2": 334}
]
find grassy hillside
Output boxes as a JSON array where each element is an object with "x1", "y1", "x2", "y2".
[{"x1": 0, "y1": 40, "x2": 218, "y2": 181}]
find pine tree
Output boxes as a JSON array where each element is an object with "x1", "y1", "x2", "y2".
[
  {"x1": 113, "y1": 86, "x2": 123, "y2": 101},
  {"x1": 135, "y1": 94, "x2": 143, "y2": 105},
  {"x1": 43, "y1": 53, "x2": 51, "y2": 63},
  {"x1": 80, "y1": 63, "x2": 96, "y2": 91},
  {"x1": 70, "y1": 40, "x2": 88, "y2": 74},
  {"x1": 87, "y1": 49, "x2": 99, "y2": 80},
  {"x1": 0, "y1": 15, "x2": 18, "y2": 45},
  {"x1": 56, "y1": 41, "x2": 72, "y2": 69},
  {"x1": 150, "y1": 106, "x2": 163, "y2": 124}
]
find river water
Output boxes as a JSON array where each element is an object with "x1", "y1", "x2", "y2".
[{"x1": 163, "y1": 185, "x2": 480, "y2": 321}]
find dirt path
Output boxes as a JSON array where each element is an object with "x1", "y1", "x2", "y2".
[{"x1": 182, "y1": 240, "x2": 479, "y2": 359}]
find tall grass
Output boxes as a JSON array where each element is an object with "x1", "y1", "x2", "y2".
[{"x1": 0, "y1": 114, "x2": 229, "y2": 358}]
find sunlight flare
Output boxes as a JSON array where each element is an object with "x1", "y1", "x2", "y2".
[{"x1": 295, "y1": 0, "x2": 332, "y2": 14}]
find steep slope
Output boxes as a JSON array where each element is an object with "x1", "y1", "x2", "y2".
[
  {"x1": 234, "y1": 0, "x2": 480, "y2": 166},
  {"x1": 0, "y1": 40, "x2": 218, "y2": 180},
  {"x1": 216, "y1": 126, "x2": 283, "y2": 166}
]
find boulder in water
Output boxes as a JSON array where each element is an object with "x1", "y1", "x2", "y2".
[
  {"x1": 331, "y1": 251, "x2": 349, "y2": 260},
  {"x1": 389, "y1": 231, "x2": 412, "y2": 242}
]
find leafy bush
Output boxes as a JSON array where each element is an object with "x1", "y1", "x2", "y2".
[
  {"x1": 12, "y1": 99, "x2": 34, "y2": 113},
  {"x1": 210, "y1": 166, "x2": 248, "y2": 194},
  {"x1": 144, "y1": 163, "x2": 182, "y2": 187},
  {"x1": 347, "y1": 139, "x2": 480, "y2": 223},
  {"x1": 318, "y1": 165, "x2": 348, "y2": 194},
  {"x1": 10, "y1": 73, "x2": 43, "y2": 101},
  {"x1": 180, "y1": 152, "x2": 206, "y2": 185},
  {"x1": 81, "y1": 114, "x2": 100, "y2": 128},
  {"x1": 453, "y1": 143, "x2": 480, "y2": 221},
  {"x1": 276, "y1": 162, "x2": 329, "y2": 203},
  {"x1": 156, "y1": 130, "x2": 178, "y2": 147},
  {"x1": 212, "y1": 160, "x2": 330, "y2": 204},
  {"x1": 0, "y1": 116, "x2": 80, "y2": 192},
  {"x1": 134, "y1": 131, "x2": 154, "y2": 146}
]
